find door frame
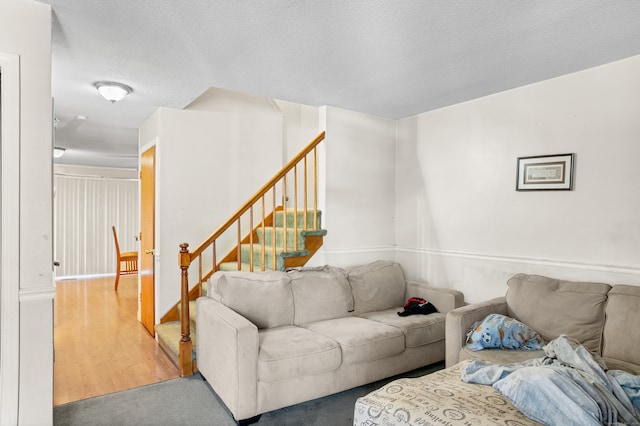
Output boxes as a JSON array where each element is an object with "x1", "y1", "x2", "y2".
[{"x1": 0, "y1": 51, "x2": 21, "y2": 424}]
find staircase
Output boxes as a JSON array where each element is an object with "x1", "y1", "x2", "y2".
[
  {"x1": 219, "y1": 209, "x2": 326, "y2": 272},
  {"x1": 155, "y1": 132, "x2": 327, "y2": 376}
]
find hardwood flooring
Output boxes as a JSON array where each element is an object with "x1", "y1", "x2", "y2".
[{"x1": 53, "y1": 275, "x2": 179, "y2": 406}]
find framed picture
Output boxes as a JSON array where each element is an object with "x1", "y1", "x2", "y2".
[{"x1": 516, "y1": 153, "x2": 575, "y2": 191}]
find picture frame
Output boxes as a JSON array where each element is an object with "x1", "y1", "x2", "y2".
[{"x1": 516, "y1": 153, "x2": 575, "y2": 191}]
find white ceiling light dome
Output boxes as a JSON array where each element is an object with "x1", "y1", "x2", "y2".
[{"x1": 95, "y1": 81, "x2": 133, "y2": 103}]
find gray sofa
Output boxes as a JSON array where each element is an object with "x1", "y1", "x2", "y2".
[
  {"x1": 446, "y1": 273, "x2": 640, "y2": 374},
  {"x1": 354, "y1": 273, "x2": 640, "y2": 426},
  {"x1": 196, "y1": 260, "x2": 464, "y2": 424}
]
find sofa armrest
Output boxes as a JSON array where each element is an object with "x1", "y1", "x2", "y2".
[
  {"x1": 196, "y1": 297, "x2": 259, "y2": 421},
  {"x1": 445, "y1": 297, "x2": 507, "y2": 367},
  {"x1": 404, "y1": 280, "x2": 465, "y2": 313}
]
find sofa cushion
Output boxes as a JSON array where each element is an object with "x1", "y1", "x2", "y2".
[
  {"x1": 506, "y1": 274, "x2": 610, "y2": 354},
  {"x1": 287, "y1": 265, "x2": 353, "y2": 325},
  {"x1": 346, "y1": 260, "x2": 406, "y2": 316},
  {"x1": 602, "y1": 285, "x2": 640, "y2": 366},
  {"x1": 359, "y1": 308, "x2": 445, "y2": 348},
  {"x1": 208, "y1": 270, "x2": 293, "y2": 329},
  {"x1": 304, "y1": 316, "x2": 405, "y2": 364},
  {"x1": 257, "y1": 326, "x2": 341, "y2": 382},
  {"x1": 602, "y1": 358, "x2": 640, "y2": 376}
]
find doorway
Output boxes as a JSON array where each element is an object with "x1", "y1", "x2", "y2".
[{"x1": 52, "y1": 145, "x2": 173, "y2": 405}]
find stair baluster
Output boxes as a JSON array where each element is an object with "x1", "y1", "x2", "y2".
[{"x1": 178, "y1": 243, "x2": 193, "y2": 376}]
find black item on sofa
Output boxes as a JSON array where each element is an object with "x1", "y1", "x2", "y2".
[{"x1": 398, "y1": 297, "x2": 438, "y2": 316}]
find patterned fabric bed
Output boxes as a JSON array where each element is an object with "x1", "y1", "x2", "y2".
[{"x1": 353, "y1": 361, "x2": 540, "y2": 426}]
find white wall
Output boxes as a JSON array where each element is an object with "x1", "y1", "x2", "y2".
[
  {"x1": 274, "y1": 99, "x2": 321, "y2": 162},
  {"x1": 189, "y1": 89, "x2": 324, "y2": 205},
  {"x1": 312, "y1": 106, "x2": 397, "y2": 267},
  {"x1": 396, "y1": 54, "x2": 640, "y2": 303},
  {"x1": 140, "y1": 105, "x2": 283, "y2": 320},
  {"x1": 0, "y1": 0, "x2": 53, "y2": 424}
]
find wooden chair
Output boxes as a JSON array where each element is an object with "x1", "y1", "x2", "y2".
[{"x1": 112, "y1": 226, "x2": 138, "y2": 291}]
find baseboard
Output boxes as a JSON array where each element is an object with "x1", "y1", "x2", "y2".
[
  {"x1": 55, "y1": 273, "x2": 116, "y2": 281},
  {"x1": 19, "y1": 285, "x2": 56, "y2": 302}
]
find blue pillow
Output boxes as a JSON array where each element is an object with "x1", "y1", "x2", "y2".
[{"x1": 466, "y1": 313, "x2": 544, "y2": 351}]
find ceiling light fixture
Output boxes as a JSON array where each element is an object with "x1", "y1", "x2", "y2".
[
  {"x1": 95, "y1": 81, "x2": 133, "y2": 103},
  {"x1": 53, "y1": 147, "x2": 66, "y2": 158}
]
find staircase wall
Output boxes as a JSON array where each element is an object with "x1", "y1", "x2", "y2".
[
  {"x1": 312, "y1": 106, "x2": 398, "y2": 267},
  {"x1": 274, "y1": 99, "x2": 322, "y2": 164},
  {"x1": 139, "y1": 105, "x2": 283, "y2": 320}
]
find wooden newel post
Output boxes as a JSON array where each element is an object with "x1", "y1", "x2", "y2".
[{"x1": 179, "y1": 243, "x2": 193, "y2": 377}]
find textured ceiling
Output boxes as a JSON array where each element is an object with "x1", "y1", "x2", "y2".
[{"x1": 40, "y1": 0, "x2": 640, "y2": 170}]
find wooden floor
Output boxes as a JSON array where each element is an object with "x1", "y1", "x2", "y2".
[{"x1": 53, "y1": 275, "x2": 179, "y2": 406}]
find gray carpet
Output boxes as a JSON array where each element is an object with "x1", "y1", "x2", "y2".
[{"x1": 54, "y1": 362, "x2": 444, "y2": 426}]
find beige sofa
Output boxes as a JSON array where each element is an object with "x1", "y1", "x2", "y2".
[
  {"x1": 354, "y1": 273, "x2": 640, "y2": 426},
  {"x1": 196, "y1": 260, "x2": 464, "y2": 424},
  {"x1": 446, "y1": 273, "x2": 640, "y2": 373}
]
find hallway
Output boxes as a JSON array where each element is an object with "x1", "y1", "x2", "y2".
[{"x1": 53, "y1": 275, "x2": 178, "y2": 405}]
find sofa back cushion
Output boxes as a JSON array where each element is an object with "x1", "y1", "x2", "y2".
[
  {"x1": 506, "y1": 274, "x2": 611, "y2": 354},
  {"x1": 346, "y1": 260, "x2": 406, "y2": 316},
  {"x1": 602, "y1": 285, "x2": 640, "y2": 366},
  {"x1": 208, "y1": 270, "x2": 293, "y2": 329},
  {"x1": 288, "y1": 265, "x2": 353, "y2": 325}
]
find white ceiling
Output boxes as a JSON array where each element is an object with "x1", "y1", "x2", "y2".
[{"x1": 40, "y1": 0, "x2": 640, "y2": 170}]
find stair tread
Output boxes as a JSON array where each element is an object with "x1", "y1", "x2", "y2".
[
  {"x1": 219, "y1": 262, "x2": 277, "y2": 272},
  {"x1": 155, "y1": 321, "x2": 197, "y2": 368},
  {"x1": 300, "y1": 229, "x2": 327, "y2": 236},
  {"x1": 259, "y1": 226, "x2": 325, "y2": 233},
  {"x1": 274, "y1": 209, "x2": 322, "y2": 228},
  {"x1": 279, "y1": 249, "x2": 311, "y2": 257},
  {"x1": 156, "y1": 321, "x2": 197, "y2": 346},
  {"x1": 239, "y1": 243, "x2": 311, "y2": 254},
  {"x1": 240, "y1": 243, "x2": 285, "y2": 253},
  {"x1": 258, "y1": 227, "x2": 327, "y2": 240}
]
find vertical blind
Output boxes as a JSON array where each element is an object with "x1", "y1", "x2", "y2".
[{"x1": 54, "y1": 174, "x2": 139, "y2": 278}]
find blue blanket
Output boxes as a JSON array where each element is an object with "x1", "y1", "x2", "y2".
[{"x1": 461, "y1": 335, "x2": 640, "y2": 426}]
